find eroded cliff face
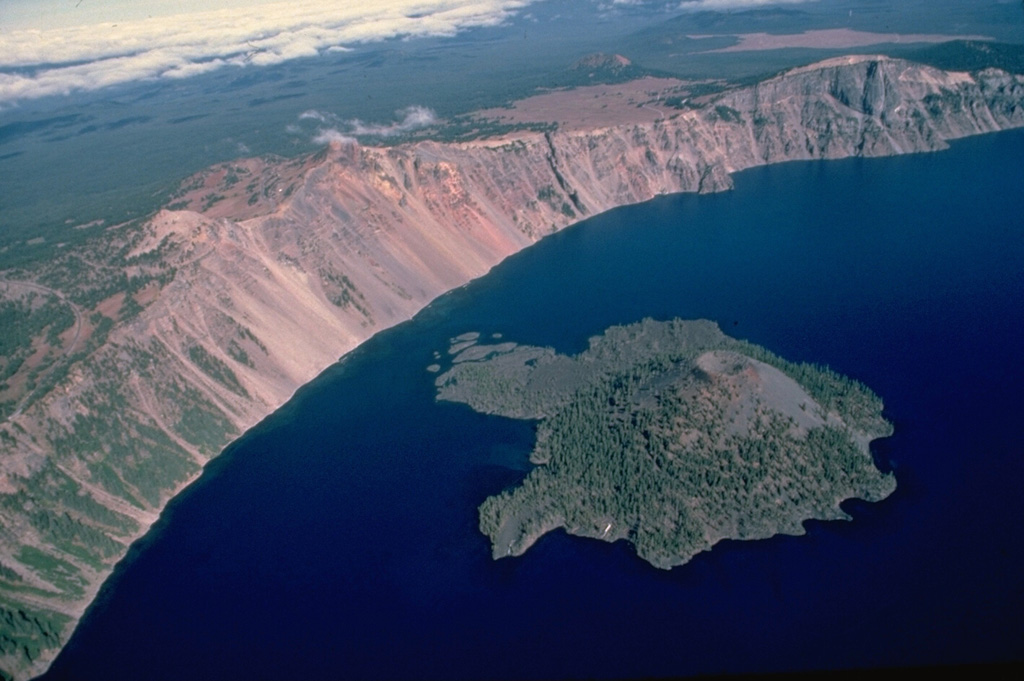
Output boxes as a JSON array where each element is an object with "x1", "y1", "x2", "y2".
[{"x1": 0, "y1": 56, "x2": 1021, "y2": 679}]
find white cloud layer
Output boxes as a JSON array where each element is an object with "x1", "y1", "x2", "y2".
[
  {"x1": 312, "y1": 129, "x2": 358, "y2": 146},
  {"x1": 349, "y1": 106, "x2": 438, "y2": 137},
  {"x1": 300, "y1": 106, "x2": 438, "y2": 145},
  {"x1": 0, "y1": 1, "x2": 534, "y2": 105}
]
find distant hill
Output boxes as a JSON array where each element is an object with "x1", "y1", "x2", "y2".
[
  {"x1": 909, "y1": 40, "x2": 1024, "y2": 75},
  {"x1": 565, "y1": 52, "x2": 651, "y2": 84}
]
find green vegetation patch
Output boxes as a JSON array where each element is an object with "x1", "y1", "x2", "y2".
[
  {"x1": 187, "y1": 344, "x2": 249, "y2": 398},
  {"x1": 0, "y1": 563, "x2": 21, "y2": 584},
  {"x1": 45, "y1": 343, "x2": 211, "y2": 507},
  {"x1": 714, "y1": 105, "x2": 743, "y2": 124},
  {"x1": 435, "y1": 318, "x2": 894, "y2": 569},
  {"x1": 15, "y1": 547, "x2": 86, "y2": 598},
  {"x1": 169, "y1": 380, "x2": 236, "y2": 457},
  {"x1": 318, "y1": 266, "x2": 371, "y2": 318},
  {"x1": 0, "y1": 596, "x2": 70, "y2": 668},
  {"x1": 0, "y1": 289, "x2": 77, "y2": 419}
]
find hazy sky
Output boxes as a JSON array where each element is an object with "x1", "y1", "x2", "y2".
[
  {"x1": 0, "y1": 0, "x2": 817, "y2": 106},
  {"x1": 0, "y1": 1, "x2": 541, "y2": 105},
  {"x1": 2, "y1": 1, "x2": 277, "y2": 30},
  {"x1": 1, "y1": 0, "x2": 815, "y2": 31}
]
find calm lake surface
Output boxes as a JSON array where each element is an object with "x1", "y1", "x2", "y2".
[{"x1": 44, "y1": 130, "x2": 1024, "y2": 679}]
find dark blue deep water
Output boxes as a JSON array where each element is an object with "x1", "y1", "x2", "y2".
[{"x1": 45, "y1": 131, "x2": 1024, "y2": 679}]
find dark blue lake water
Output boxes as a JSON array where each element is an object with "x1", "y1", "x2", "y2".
[{"x1": 44, "y1": 131, "x2": 1024, "y2": 679}]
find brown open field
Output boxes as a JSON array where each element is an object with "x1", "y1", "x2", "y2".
[{"x1": 471, "y1": 77, "x2": 713, "y2": 130}]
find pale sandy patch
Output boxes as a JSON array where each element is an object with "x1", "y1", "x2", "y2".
[{"x1": 472, "y1": 77, "x2": 709, "y2": 130}]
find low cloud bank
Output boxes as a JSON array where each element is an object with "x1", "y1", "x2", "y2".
[
  {"x1": 312, "y1": 129, "x2": 358, "y2": 146},
  {"x1": 349, "y1": 106, "x2": 438, "y2": 137},
  {"x1": 0, "y1": 1, "x2": 533, "y2": 106},
  {"x1": 300, "y1": 106, "x2": 438, "y2": 145}
]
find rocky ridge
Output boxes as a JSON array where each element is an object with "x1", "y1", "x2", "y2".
[{"x1": 0, "y1": 56, "x2": 1022, "y2": 680}]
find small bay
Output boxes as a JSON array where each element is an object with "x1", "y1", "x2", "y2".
[{"x1": 44, "y1": 129, "x2": 1024, "y2": 679}]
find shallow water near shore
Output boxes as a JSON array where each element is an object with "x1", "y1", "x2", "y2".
[{"x1": 44, "y1": 130, "x2": 1024, "y2": 679}]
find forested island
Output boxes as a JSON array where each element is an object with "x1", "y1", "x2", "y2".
[{"x1": 435, "y1": 319, "x2": 895, "y2": 569}]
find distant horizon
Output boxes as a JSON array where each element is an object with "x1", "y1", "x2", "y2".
[
  {"x1": 1, "y1": 0, "x2": 263, "y2": 30},
  {"x1": 0, "y1": 0, "x2": 829, "y2": 107},
  {"x1": 0, "y1": 0, "x2": 541, "y2": 105},
  {"x1": 1, "y1": 0, "x2": 822, "y2": 31}
]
